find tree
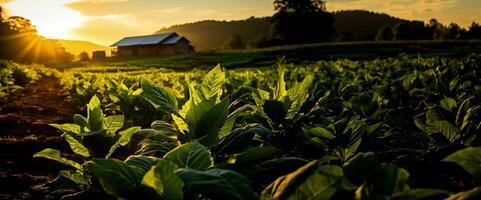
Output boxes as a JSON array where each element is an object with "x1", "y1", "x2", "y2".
[
  {"x1": 224, "y1": 34, "x2": 246, "y2": 50},
  {"x1": 375, "y1": 25, "x2": 393, "y2": 41},
  {"x1": 392, "y1": 22, "x2": 425, "y2": 40},
  {"x1": 0, "y1": 6, "x2": 72, "y2": 63},
  {"x1": 78, "y1": 52, "x2": 90, "y2": 61},
  {"x1": 466, "y1": 22, "x2": 481, "y2": 39},
  {"x1": 270, "y1": 0, "x2": 334, "y2": 45}
]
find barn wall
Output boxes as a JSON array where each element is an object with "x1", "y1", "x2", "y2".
[
  {"x1": 115, "y1": 42, "x2": 194, "y2": 57},
  {"x1": 175, "y1": 39, "x2": 194, "y2": 54}
]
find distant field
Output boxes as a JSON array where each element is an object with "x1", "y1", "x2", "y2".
[{"x1": 89, "y1": 40, "x2": 481, "y2": 69}]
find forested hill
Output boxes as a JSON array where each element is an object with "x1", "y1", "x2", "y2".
[
  {"x1": 332, "y1": 10, "x2": 409, "y2": 40},
  {"x1": 157, "y1": 17, "x2": 271, "y2": 50},
  {"x1": 157, "y1": 10, "x2": 409, "y2": 50}
]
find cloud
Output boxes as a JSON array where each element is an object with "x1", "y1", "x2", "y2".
[
  {"x1": 71, "y1": 14, "x2": 156, "y2": 45},
  {"x1": 66, "y1": 0, "x2": 273, "y2": 44}
]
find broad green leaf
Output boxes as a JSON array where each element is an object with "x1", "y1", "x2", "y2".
[
  {"x1": 64, "y1": 134, "x2": 90, "y2": 157},
  {"x1": 164, "y1": 141, "x2": 213, "y2": 170},
  {"x1": 426, "y1": 109, "x2": 443, "y2": 122},
  {"x1": 73, "y1": 114, "x2": 88, "y2": 128},
  {"x1": 444, "y1": 147, "x2": 481, "y2": 181},
  {"x1": 184, "y1": 97, "x2": 216, "y2": 134},
  {"x1": 142, "y1": 160, "x2": 183, "y2": 200},
  {"x1": 440, "y1": 96, "x2": 458, "y2": 112},
  {"x1": 60, "y1": 170, "x2": 89, "y2": 185},
  {"x1": 33, "y1": 148, "x2": 81, "y2": 169},
  {"x1": 107, "y1": 126, "x2": 141, "y2": 158},
  {"x1": 252, "y1": 88, "x2": 270, "y2": 107},
  {"x1": 185, "y1": 98, "x2": 229, "y2": 146},
  {"x1": 343, "y1": 152, "x2": 380, "y2": 186},
  {"x1": 87, "y1": 96, "x2": 104, "y2": 131},
  {"x1": 430, "y1": 120, "x2": 460, "y2": 143},
  {"x1": 229, "y1": 146, "x2": 278, "y2": 164},
  {"x1": 178, "y1": 168, "x2": 257, "y2": 200},
  {"x1": 303, "y1": 127, "x2": 334, "y2": 140},
  {"x1": 125, "y1": 155, "x2": 161, "y2": 173},
  {"x1": 198, "y1": 65, "x2": 225, "y2": 101},
  {"x1": 89, "y1": 158, "x2": 158, "y2": 199},
  {"x1": 286, "y1": 75, "x2": 314, "y2": 119},
  {"x1": 103, "y1": 115, "x2": 124, "y2": 133},
  {"x1": 274, "y1": 67, "x2": 287, "y2": 100},
  {"x1": 50, "y1": 123, "x2": 81, "y2": 135},
  {"x1": 141, "y1": 77, "x2": 178, "y2": 114},
  {"x1": 446, "y1": 187, "x2": 481, "y2": 200},
  {"x1": 263, "y1": 100, "x2": 287, "y2": 125},
  {"x1": 262, "y1": 161, "x2": 353, "y2": 200},
  {"x1": 361, "y1": 163, "x2": 410, "y2": 198},
  {"x1": 219, "y1": 105, "x2": 250, "y2": 138},
  {"x1": 172, "y1": 99, "x2": 192, "y2": 133}
]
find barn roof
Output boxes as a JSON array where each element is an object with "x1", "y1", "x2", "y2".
[{"x1": 111, "y1": 32, "x2": 187, "y2": 47}]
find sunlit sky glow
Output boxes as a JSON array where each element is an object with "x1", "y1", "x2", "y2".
[{"x1": 1, "y1": 0, "x2": 480, "y2": 46}]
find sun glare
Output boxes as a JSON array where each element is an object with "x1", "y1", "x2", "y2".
[{"x1": 4, "y1": 0, "x2": 85, "y2": 39}]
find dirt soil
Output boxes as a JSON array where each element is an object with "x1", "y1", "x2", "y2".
[{"x1": 0, "y1": 77, "x2": 79, "y2": 199}]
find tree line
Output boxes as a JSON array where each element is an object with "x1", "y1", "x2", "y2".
[
  {"x1": 0, "y1": 6, "x2": 73, "y2": 64},
  {"x1": 224, "y1": 0, "x2": 481, "y2": 50}
]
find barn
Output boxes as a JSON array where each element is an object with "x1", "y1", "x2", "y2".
[{"x1": 111, "y1": 32, "x2": 194, "y2": 56}]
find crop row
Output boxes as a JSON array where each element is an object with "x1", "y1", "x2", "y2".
[{"x1": 34, "y1": 54, "x2": 481, "y2": 199}]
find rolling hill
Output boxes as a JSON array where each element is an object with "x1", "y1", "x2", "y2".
[
  {"x1": 54, "y1": 39, "x2": 111, "y2": 57},
  {"x1": 157, "y1": 10, "x2": 411, "y2": 50}
]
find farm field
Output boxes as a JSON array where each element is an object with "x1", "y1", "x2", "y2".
[
  {"x1": 2, "y1": 53, "x2": 481, "y2": 199},
  {"x1": 83, "y1": 40, "x2": 481, "y2": 69}
]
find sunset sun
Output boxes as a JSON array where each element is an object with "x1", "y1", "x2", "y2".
[{"x1": 4, "y1": 0, "x2": 85, "y2": 39}]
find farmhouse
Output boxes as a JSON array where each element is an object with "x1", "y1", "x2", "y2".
[{"x1": 111, "y1": 32, "x2": 194, "y2": 56}]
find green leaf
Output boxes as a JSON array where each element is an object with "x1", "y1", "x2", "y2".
[
  {"x1": 230, "y1": 146, "x2": 278, "y2": 164},
  {"x1": 88, "y1": 158, "x2": 158, "y2": 199},
  {"x1": 446, "y1": 187, "x2": 481, "y2": 200},
  {"x1": 103, "y1": 115, "x2": 124, "y2": 134},
  {"x1": 64, "y1": 134, "x2": 90, "y2": 157},
  {"x1": 142, "y1": 160, "x2": 183, "y2": 200},
  {"x1": 125, "y1": 155, "x2": 161, "y2": 173},
  {"x1": 33, "y1": 148, "x2": 81, "y2": 169},
  {"x1": 430, "y1": 120, "x2": 460, "y2": 143},
  {"x1": 303, "y1": 127, "x2": 334, "y2": 140},
  {"x1": 343, "y1": 152, "x2": 380, "y2": 186},
  {"x1": 73, "y1": 114, "x2": 88, "y2": 128},
  {"x1": 107, "y1": 126, "x2": 141, "y2": 158},
  {"x1": 178, "y1": 168, "x2": 257, "y2": 200},
  {"x1": 219, "y1": 105, "x2": 250, "y2": 138},
  {"x1": 59, "y1": 170, "x2": 89, "y2": 185},
  {"x1": 164, "y1": 141, "x2": 213, "y2": 170},
  {"x1": 263, "y1": 100, "x2": 287, "y2": 125},
  {"x1": 50, "y1": 123, "x2": 80, "y2": 135},
  {"x1": 185, "y1": 98, "x2": 230, "y2": 146},
  {"x1": 361, "y1": 163, "x2": 410, "y2": 198},
  {"x1": 198, "y1": 64, "x2": 225, "y2": 101},
  {"x1": 274, "y1": 67, "x2": 287, "y2": 100},
  {"x1": 444, "y1": 147, "x2": 481, "y2": 181},
  {"x1": 286, "y1": 75, "x2": 314, "y2": 119},
  {"x1": 141, "y1": 77, "x2": 178, "y2": 114},
  {"x1": 262, "y1": 161, "x2": 353, "y2": 200},
  {"x1": 440, "y1": 96, "x2": 458, "y2": 112},
  {"x1": 87, "y1": 96, "x2": 104, "y2": 131}
]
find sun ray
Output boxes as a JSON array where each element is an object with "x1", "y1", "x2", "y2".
[{"x1": 4, "y1": 0, "x2": 86, "y2": 39}]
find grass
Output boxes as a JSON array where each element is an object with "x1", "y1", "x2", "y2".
[{"x1": 78, "y1": 40, "x2": 481, "y2": 69}]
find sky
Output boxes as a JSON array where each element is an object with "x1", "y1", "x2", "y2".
[{"x1": 1, "y1": 0, "x2": 480, "y2": 46}]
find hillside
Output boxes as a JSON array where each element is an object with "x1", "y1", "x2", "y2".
[
  {"x1": 157, "y1": 10, "x2": 409, "y2": 50},
  {"x1": 54, "y1": 39, "x2": 111, "y2": 57},
  {"x1": 157, "y1": 17, "x2": 271, "y2": 50},
  {"x1": 332, "y1": 10, "x2": 409, "y2": 40}
]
